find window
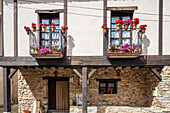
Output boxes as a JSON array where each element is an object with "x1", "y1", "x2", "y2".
[
  {"x1": 39, "y1": 13, "x2": 60, "y2": 47},
  {"x1": 111, "y1": 11, "x2": 133, "y2": 45},
  {"x1": 97, "y1": 79, "x2": 120, "y2": 94}
]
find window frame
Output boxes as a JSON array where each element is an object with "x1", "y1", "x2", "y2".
[
  {"x1": 110, "y1": 10, "x2": 134, "y2": 45},
  {"x1": 38, "y1": 13, "x2": 60, "y2": 47}
]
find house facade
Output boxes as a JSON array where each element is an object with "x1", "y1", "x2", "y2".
[{"x1": 0, "y1": 0, "x2": 170, "y2": 113}]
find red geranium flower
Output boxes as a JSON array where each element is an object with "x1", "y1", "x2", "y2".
[
  {"x1": 115, "y1": 19, "x2": 123, "y2": 25},
  {"x1": 101, "y1": 23, "x2": 108, "y2": 29},
  {"x1": 51, "y1": 23, "x2": 57, "y2": 26},
  {"x1": 61, "y1": 26, "x2": 68, "y2": 30}
]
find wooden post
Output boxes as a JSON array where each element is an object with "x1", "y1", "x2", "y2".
[
  {"x1": 3, "y1": 68, "x2": 11, "y2": 112},
  {"x1": 64, "y1": 0, "x2": 67, "y2": 56},
  {"x1": 0, "y1": 0, "x2": 4, "y2": 56},
  {"x1": 159, "y1": 0, "x2": 163, "y2": 55},
  {"x1": 103, "y1": 0, "x2": 107, "y2": 55},
  {"x1": 82, "y1": 67, "x2": 87, "y2": 113},
  {"x1": 14, "y1": 0, "x2": 18, "y2": 57}
]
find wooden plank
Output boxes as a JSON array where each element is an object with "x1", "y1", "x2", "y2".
[
  {"x1": 82, "y1": 67, "x2": 87, "y2": 113},
  {"x1": 88, "y1": 69, "x2": 97, "y2": 79},
  {"x1": 3, "y1": 68, "x2": 11, "y2": 112},
  {"x1": 14, "y1": 0, "x2": 18, "y2": 57},
  {"x1": 64, "y1": 0, "x2": 67, "y2": 56},
  {"x1": 159, "y1": 0, "x2": 163, "y2": 55},
  {"x1": 0, "y1": 0, "x2": 3, "y2": 56},
  {"x1": 35, "y1": 9, "x2": 64, "y2": 13},
  {"x1": 103, "y1": 0, "x2": 107, "y2": 55},
  {"x1": 107, "y1": 7, "x2": 138, "y2": 11},
  {"x1": 8, "y1": 68, "x2": 18, "y2": 79},
  {"x1": 149, "y1": 68, "x2": 162, "y2": 81}
]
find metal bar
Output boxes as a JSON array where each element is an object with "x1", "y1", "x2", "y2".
[
  {"x1": 3, "y1": 68, "x2": 11, "y2": 112},
  {"x1": 82, "y1": 67, "x2": 87, "y2": 113},
  {"x1": 14, "y1": 0, "x2": 18, "y2": 57},
  {"x1": 149, "y1": 67, "x2": 162, "y2": 81},
  {"x1": 73, "y1": 69, "x2": 82, "y2": 78},
  {"x1": 159, "y1": 0, "x2": 163, "y2": 55},
  {"x1": 8, "y1": 69, "x2": 18, "y2": 79}
]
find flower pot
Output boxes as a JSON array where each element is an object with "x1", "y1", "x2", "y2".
[
  {"x1": 108, "y1": 49, "x2": 113, "y2": 53},
  {"x1": 116, "y1": 24, "x2": 122, "y2": 30},
  {"x1": 34, "y1": 50, "x2": 39, "y2": 54},
  {"x1": 53, "y1": 50, "x2": 57, "y2": 53},
  {"x1": 42, "y1": 26, "x2": 47, "y2": 32},
  {"x1": 134, "y1": 48, "x2": 139, "y2": 53},
  {"x1": 142, "y1": 28, "x2": 146, "y2": 34},
  {"x1": 62, "y1": 29, "x2": 66, "y2": 34},
  {"x1": 57, "y1": 51, "x2": 61, "y2": 53},
  {"x1": 23, "y1": 111, "x2": 29, "y2": 113},
  {"x1": 113, "y1": 49, "x2": 118, "y2": 53},
  {"x1": 32, "y1": 26, "x2": 36, "y2": 32},
  {"x1": 100, "y1": 92, "x2": 105, "y2": 94},
  {"x1": 103, "y1": 28, "x2": 108, "y2": 33},
  {"x1": 132, "y1": 24, "x2": 137, "y2": 30},
  {"x1": 72, "y1": 102, "x2": 76, "y2": 106},
  {"x1": 107, "y1": 91, "x2": 111, "y2": 94},
  {"x1": 119, "y1": 50, "x2": 126, "y2": 53},
  {"x1": 51, "y1": 26, "x2": 56, "y2": 32},
  {"x1": 87, "y1": 103, "x2": 90, "y2": 106},
  {"x1": 124, "y1": 24, "x2": 129, "y2": 30},
  {"x1": 40, "y1": 110, "x2": 45, "y2": 113},
  {"x1": 26, "y1": 30, "x2": 29, "y2": 35}
]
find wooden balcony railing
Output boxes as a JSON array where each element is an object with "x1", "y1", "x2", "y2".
[{"x1": 29, "y1": 29, "x2": 66, "y2": 59}]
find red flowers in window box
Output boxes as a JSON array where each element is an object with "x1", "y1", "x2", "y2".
[
  {"x1": 51, "y1": 23, "x2": 57, "y2": 26},
  {"x1": 24, "y1": 26, "x2": 30, "y2": 35},
  {"x1": 61, "y1": 26, "x2": 68, "y2": 34},
  {"x1": 140, "y1": 24, "x2": 147, "y2": 34},
  {"x1": 31, "y1": 22, "x2": 36, "y2": 32},
  {"x1": 101, "y1": 23, "x2": 108, "y2": 33},
  {"x1": 131, "y1": 18, "x2": 140, "y2": 30},
  {"x1": 51, "y1": 23, "x2": 57, "y2": 32},
  {"x1": 40, "y1": 23, "x2": 47, "y2": 32},
  {"x1": 115, "y1": 19, "x2": 123, "y2": 30}
]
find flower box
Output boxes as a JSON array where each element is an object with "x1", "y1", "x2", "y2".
[
  {"x1": 107, "y1": 52, "x2": 142, "y2": 58},
  {"x1": 30, "y1": 53, "x2": 63, "y2": 59}
]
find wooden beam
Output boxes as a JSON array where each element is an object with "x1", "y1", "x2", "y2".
[
  {"x1": 14, "y1": 0, "x2": 18, "y2": 57},
  {"x1": 159, "y1": 0, "x2": 163, "y2": 55},
  {"x1": 8, "y1": 68, "x2": 18, "y2": 79},
  {"x1": 73, "y1": 69, "x2": 82, "y2": 78},
  {"x1": 35, "y1": 9, "x2": 64, "y2": 13},
  {"x1": 0, "y1": 0, "x2": 4, "y2": 56},
  {"x1": 82, "y1": 67, "x2": 87, "y2": 113},
  {"x1": 149, "y1": 68, "x2": 162, "y2": 81},
  {"x1": 88, "y1": 69, "x2": 97, "y2": 79},
  {"x1": 64, "y1": 0, "x2": 67, "y2": 57},
  {"x1": 107, "y1": 7, "x2": 138, "y2": 11},
  {"x1": 3, "y1": 68, "x2": 11, "y2": 112},
  {"x1": 103, "y1": 0, "x2": 107, "y2": 55}
]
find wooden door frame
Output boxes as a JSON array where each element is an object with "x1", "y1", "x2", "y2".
[{"x1": 47, "y1": 77, "x2": 69, "y2": 111}]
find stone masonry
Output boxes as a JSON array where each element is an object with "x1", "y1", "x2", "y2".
[{"x1": 18, "y1": 66, "x2": 170, "y2": 113}]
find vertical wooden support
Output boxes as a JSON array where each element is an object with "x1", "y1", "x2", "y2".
[
  {"x1": 64, "y1": 0, "x2": 67, "y2": 56},
  {"x1": 82, "y1": 67, "x2": 87, "y2": 113},
  {"x1": 159, "y1": 0, "x2": 163, "y2": 55},
  {"x1": 14, "y1": 0, "x2": 18, "y2": 57},
  {"x1": 0, "y1": 0, "x2": 4, "y2": 56},
  {"x1": 103, "y1": 0, "x2": 107, "y2": 55},
  {"x1": 3, "y1": 68, "x2": 11, "y2": 112}
]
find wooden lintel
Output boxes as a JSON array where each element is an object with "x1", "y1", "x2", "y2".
[
  {"x1": 73, "y1": 69, "x2": 82, "y2": 78},
  {"x1": 8, "y1": 68, "x2": 18, "y2": 79},
  {"x1": 149, "y1": 68, "x2": 162, "y2": 81},
  {"x1": 35, "y1": 9, "x2": 64, "y2": 13},
  {"x1": 107, "y1": 6, "x2": 138, "y2": 11}
]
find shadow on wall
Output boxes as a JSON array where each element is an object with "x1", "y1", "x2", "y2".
[
  {"x1": 143, "y1": 35, "x2": 150, "y2": 55},
  {"x1": 67, "y1": 35, "x2": 75, "y2": 56}
]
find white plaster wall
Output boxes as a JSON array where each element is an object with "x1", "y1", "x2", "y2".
[{"x1": 3, "y1": 0, "x2": 170, "y2": 56}]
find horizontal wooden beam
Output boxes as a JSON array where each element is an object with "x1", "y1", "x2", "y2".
[
  {"x1": 149, "y1": 68, "x2": 162, "y2": 81},
  {"x1": 0, "y1": 55, "x2": 170, "y2": 67},
  {"x1": 107, "y1": 6, "x2": 138, "y2": 11},
  {"x1": 35, "y1": 9, "x2": 64, "y2": 13}
]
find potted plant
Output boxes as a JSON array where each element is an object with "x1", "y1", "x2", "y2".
[
  {"x1": 107, "y1": 87, "x2": 112, "y2": 94},
  {"x1": 87, "y1": 100, "x2": 90, "y2": 106},
  {"x1": 118, "y1": 46, "x2": 126, "y2": 53},
  {"x1": 40, "y1": 23, "x2": 47, "y2": 32},
  {"x1": 72, "y1": 99, "x2": 76, "y2": 106},
  {"x1": 115, "y1": 19, "x2": 123, "y2": 30},
  {"x1": 101, "y1": 23, "x2": 108, "y2": 33},
  {"x1": 112, "y1": 45, "x2": 118, "y2": 53},
  {"x1": 24, "y1": 26, "x2": 31, "y2": 35},
  {"x1": 61, "y1": 26, "x2": 68, "y2": 34},
  {"x1": 23, "y1": 109, "x2": 29, "y2": 113},
  {"x1": 33, "y1": 45, "x2": 39, "y2": 54},
  {"x1": 123, "y1": 19, "x2": 131, "y2": 30},
  {"x1": 31, "y1": 22, "x2": 36, "y2": 32},
  {"x1": 108, "y1": 45, "x2": 113, "y2": 53},
  {"x1": 127, "y1": 44, "x2": 135, "y2": 53},
  {"x1": 134, "y1": 45, "x2": 141, "y2": 53},
  {"x1": 140, "y1": 24, "x2": 147, "y2": 34},
  {"x1": 57, "y1": 48, "x2": 61, "y2": 53},
  {"x1": 131, "y1": 18, "x2": 140, "y2": 30},
  {"x1": 39, "y1": 105, "x2": 45, "y2": 113},
  {"x1": 51, "y1": 23, "x2": 57, "y2": 32},
  {"x1": 39, "y1": 47, "x2": 53, "y2": 55},
  {"x1": 100, "y1": 88, "x2": 105, "y2": 94}
]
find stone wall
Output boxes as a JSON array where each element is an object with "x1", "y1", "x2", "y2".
[{"x1": 18, "y1": 66, "x2": 170, "y2": 113}]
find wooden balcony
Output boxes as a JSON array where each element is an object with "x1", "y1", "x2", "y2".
[{"x1": 29, "y1": 29, "x2": 66, "y2": 59}]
